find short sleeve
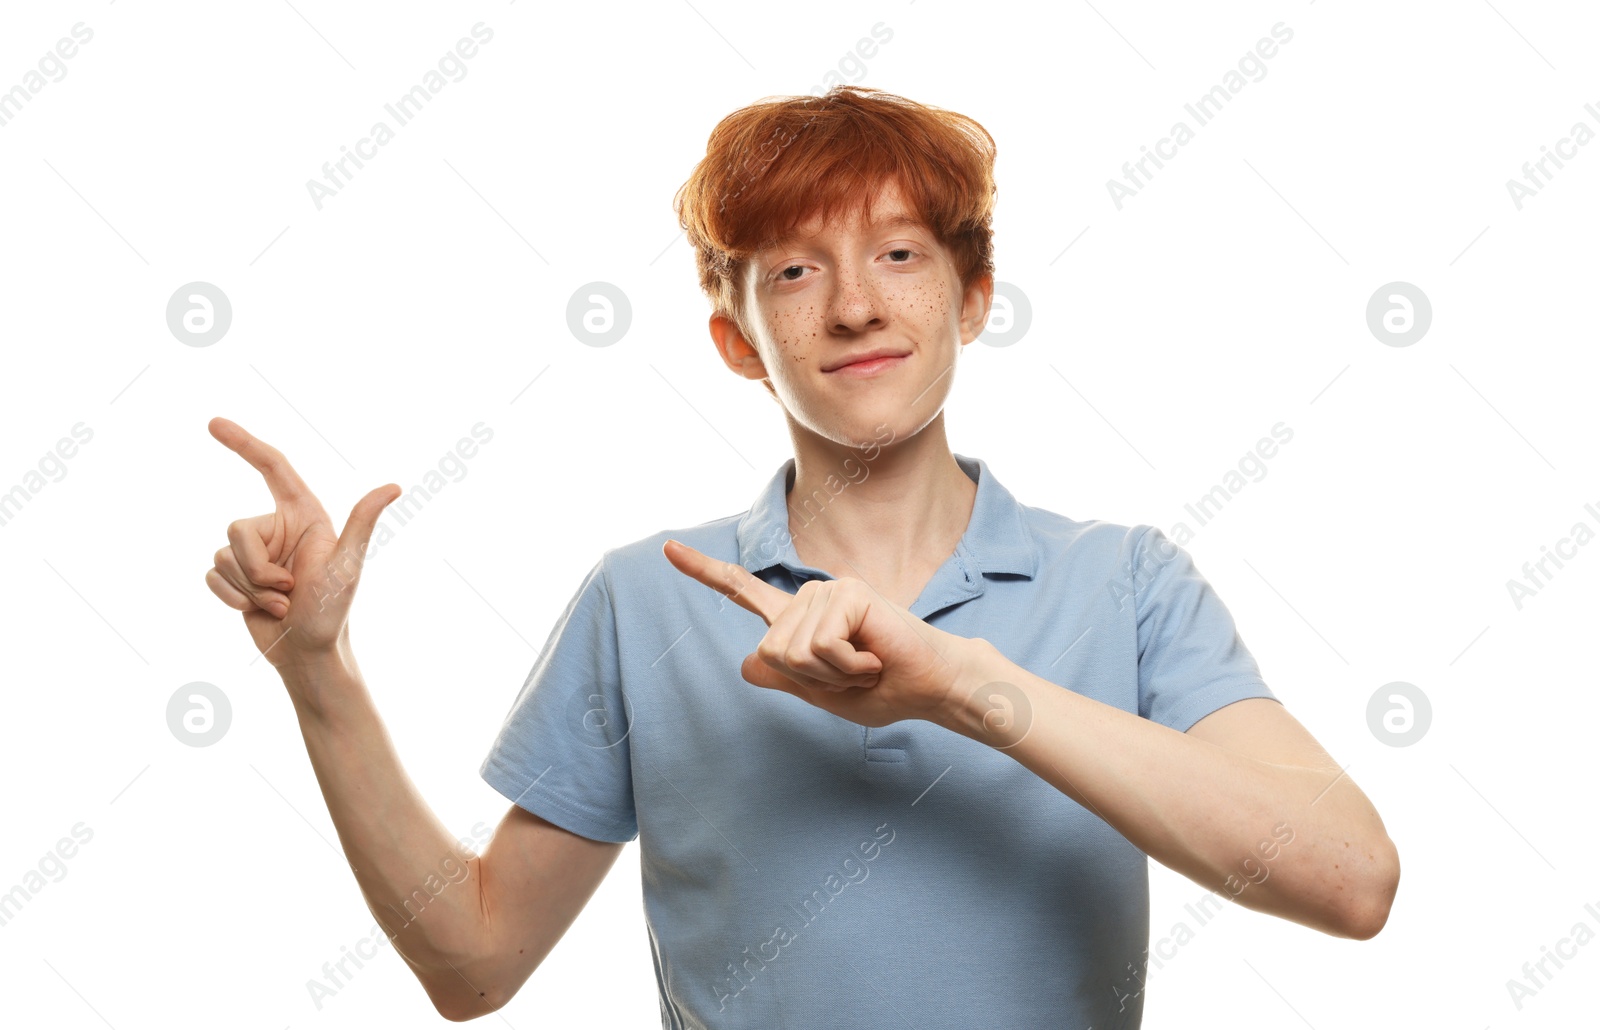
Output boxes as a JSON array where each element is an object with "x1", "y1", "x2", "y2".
[
  {"x1": 479, "y1": 554, "x2": 638, "y2": 843},
  {"x1": 1133, "y1": 527, "x2": 1280, "y2": 732}
]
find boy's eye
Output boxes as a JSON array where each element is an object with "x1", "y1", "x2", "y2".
[{"x1": 775, "y1": 249, "x2": 914, "y2": 282}]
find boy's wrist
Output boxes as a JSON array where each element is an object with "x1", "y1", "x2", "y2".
[
  {"x1": 278, "y1": 636, "x2": 361, "y2": 716},
  {"x1": 932, "y1": 636, "x2": 1020, "y2": 741}
]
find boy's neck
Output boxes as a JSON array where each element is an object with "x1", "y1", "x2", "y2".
[{"x1": 784, "y1": 416, "x2": 978, "y2": 603}]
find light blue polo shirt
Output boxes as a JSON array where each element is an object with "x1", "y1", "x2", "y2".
[{"x1": 481, "y1": 453, "x2": 1279, "y2": 1029}]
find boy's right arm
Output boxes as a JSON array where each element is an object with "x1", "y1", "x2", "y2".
[
  {"x1": 205, "y1": 418, "x2": 621, "y2": 1021},
  {"x1": 284, "y1": 652, "x2": 623, "y2": 1020}
]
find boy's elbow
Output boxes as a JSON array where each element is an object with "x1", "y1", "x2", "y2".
[
  {"x1": 1342, "y1": 836, "x2": 1400, "y2": 940},
  {"x1": 414, "y1": 946, "x2": 513, "y2": 1022},
  {"x1": 430, "y1": 984, "x2": 508, "y2": 1023},
  {"x1": 436, "y1": 1001, "x2": 496, "y2": 1023}
]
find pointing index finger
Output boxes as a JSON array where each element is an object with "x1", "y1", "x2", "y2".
[
  {"x1": 208, "y1": 417, "x2": 312, "y2": 505},
  {"x1": 663, "y1": 539, "x2": 791, "y2": 626}
]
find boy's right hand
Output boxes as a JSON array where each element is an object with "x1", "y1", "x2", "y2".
[{"x1": 205, "y1": 417, "x2": 400, "y2": 670}]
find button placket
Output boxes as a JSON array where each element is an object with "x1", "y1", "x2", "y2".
[{"x1": 862, "y1": 546, "x2": 986, "y2": 765}]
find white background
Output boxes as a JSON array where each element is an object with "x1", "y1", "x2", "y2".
[{"x1": 1, "y1": 1, "x2": 1596, "y2": 1027}]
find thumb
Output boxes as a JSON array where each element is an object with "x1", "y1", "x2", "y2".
[
  {"x1": 336, "y1": 483, "x2": 402, "y2": 559},
  {"x1": 741, "y1": 653, "x2": 811, "y2": 696}
]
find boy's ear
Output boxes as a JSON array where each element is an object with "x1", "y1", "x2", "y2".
[
  {"x1": 958, "y1": 273, "x2": 995, "y2": 346},
  {"x1": 710, "y1": 312, "x2": 770, "y2": 382}
]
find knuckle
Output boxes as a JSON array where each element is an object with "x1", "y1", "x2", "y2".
[
  {"x1": 227, "y1": 520, "x2": 262, "y2": 551},
  {"x1": 205, "y1": 569, "x2": 251, "y2": 610},
  {"x1": 256, "y1": 446, "x2": 285, "y2": 474}
]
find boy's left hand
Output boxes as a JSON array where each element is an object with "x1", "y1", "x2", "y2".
[{"x1": 663, "y1": 538, "x2": 988, "y2": 729}]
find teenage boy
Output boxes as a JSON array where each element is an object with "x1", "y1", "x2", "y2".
[{"x1": 206, "y1": 85, "x2": 1397, "y2": 1027}]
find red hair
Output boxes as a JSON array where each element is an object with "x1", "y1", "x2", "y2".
[{"x1": 672, "y1": 85, "x2": 997, "y2": 347}]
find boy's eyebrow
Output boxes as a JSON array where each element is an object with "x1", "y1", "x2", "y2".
[{"x1": 869, "y1": 214, "x2": 928, "y2": 233}]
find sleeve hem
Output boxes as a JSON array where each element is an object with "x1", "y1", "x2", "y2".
[
  {"x1": 480, "y1": 756, "x2": 638, "y2": 844},
  {"x1": 1156, "y1": 678, "x2": 1281, "y2": 734}
]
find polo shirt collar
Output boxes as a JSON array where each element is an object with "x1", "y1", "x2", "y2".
[{"x1": 735, "y1": 452, "x2": 1039, "y2": 593}]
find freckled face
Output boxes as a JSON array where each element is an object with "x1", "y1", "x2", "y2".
[{"x1": 738, "y1": 182, "x2": 983, "y2": 448}]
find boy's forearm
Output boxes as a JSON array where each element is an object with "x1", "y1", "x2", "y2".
[
  {"x1": 937, "y1": 640, "x2": 1398, "y2": 939},
  {"x1": 281, "y1": 652, "x2": 500, "y2": 1014}
]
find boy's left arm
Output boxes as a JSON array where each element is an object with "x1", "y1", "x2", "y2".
[{"x1": 939, "y1": 639, "x2": 1400, "y2": 940}]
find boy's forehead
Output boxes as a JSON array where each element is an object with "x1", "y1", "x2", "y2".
[{"x1": 764, "y1": 204, "x2": 930, "y2": 251}]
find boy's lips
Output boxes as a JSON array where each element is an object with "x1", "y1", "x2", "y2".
[{"x1": 822, "y1": 348, "x2": 911, "y2": 372}]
